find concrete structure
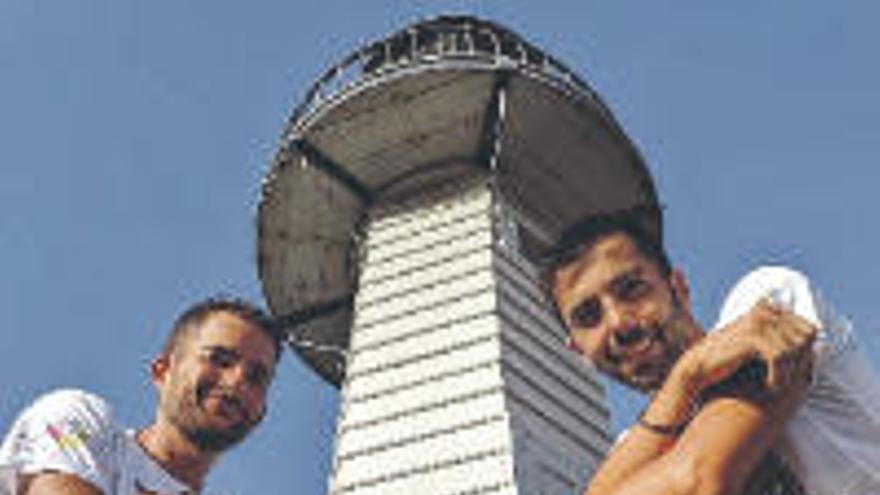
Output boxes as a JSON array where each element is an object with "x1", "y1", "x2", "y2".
[{"x1": 257, "y1": 16, "x2": 661, "y2": 495}]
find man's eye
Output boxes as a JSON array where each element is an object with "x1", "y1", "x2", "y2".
[
  {"x1": 207, "y1": 348, "x2": 238, "y2": 368},
  {"x1": 616, "y1": 276, "x2": 649, "y2": 300},
  {"x1": 569, "y1": 300, "x2": 600, "y2": 329}
]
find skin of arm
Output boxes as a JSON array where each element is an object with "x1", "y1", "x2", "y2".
[
  {"x1": 18, "y1": 472, "x2": 104, "y2": 495},
  {"x1": 584, "y1": 303, "x2": 816, "y2": 495}
]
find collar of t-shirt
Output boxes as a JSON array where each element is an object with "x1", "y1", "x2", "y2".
[{"x1": 125, "y1": 431, "x2": 218, "y2": 495}]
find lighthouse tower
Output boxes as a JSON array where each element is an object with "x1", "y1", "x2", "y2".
[{"x1": 257, "y1": 16, "x2": 661, "y2": 495}]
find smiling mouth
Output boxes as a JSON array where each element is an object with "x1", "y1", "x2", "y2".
[
  {"x1": 211, "y1": 394, "x2": 247, "y2": 420},
  {"x1": 604, "y1": 326, "x2": 671, "y2": 391},
  {"x1": 610, "y1": 324, "x2": 660, "y2": 359},
  {"x1": 197, "y1": 385, "x2": 249, "y2": 423}
]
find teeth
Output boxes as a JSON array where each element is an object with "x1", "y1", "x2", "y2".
[
  {"x1": 635, "y1": 334, "x2": 653, "y2": 353},
  {"x1": 628, "y1": 329, "x2": 656, "y2": 355}
]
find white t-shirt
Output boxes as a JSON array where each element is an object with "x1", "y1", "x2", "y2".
[
  {"x1": 716, "y1": 266, "x2": 880, "y2": 495},
  {"x1": 0, "y1": 389, "x2": 195, "y2": 495}
]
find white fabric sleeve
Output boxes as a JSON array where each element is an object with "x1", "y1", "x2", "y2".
[
  {"x1": 0, "y1": 389, "x2": 116, "y2": 494},
  {"x1": 715, "y1": 265, "x2": 854, "y2": 367}
]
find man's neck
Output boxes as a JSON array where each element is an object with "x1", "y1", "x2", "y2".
[{"x1": 136, "y1": 421, "x2": 219, "y2": 491}]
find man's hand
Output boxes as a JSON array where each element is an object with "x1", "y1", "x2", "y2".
[{"x1": 677, "y1": 300, "x2": 817, "y2": 396}]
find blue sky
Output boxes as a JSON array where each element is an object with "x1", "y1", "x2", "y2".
[{"x1": 2, "y1": 2, "x2": 879, "y2": 494}]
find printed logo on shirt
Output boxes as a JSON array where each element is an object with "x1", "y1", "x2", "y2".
[{"x1": 45, "y1": 417, "x2": 91, "y2": 451}]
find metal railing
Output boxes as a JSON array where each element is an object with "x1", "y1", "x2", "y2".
[{"x1": 287, "y1": 15, "x2": 594, "y2": 131}]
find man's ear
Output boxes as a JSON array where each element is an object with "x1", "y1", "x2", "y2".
[
  {"x1": 150, "y1": 354, "x2": 171, "y2": 386},
  {"x1": 669, "y1": 268, "x2": 692, "y2": 312}
]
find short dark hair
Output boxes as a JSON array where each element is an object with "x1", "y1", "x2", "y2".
[
  {"x1": 548, "y1": 209, "x2": 669, "y2": 276},
  {"x1": 540, "y1": 208, "x2": 670, "y2": 307},
  {"x1": 161, "y1": 297, "x2": 283, "y2": 362}
]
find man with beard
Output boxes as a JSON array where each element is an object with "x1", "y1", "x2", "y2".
[
  {"x1": 546, "y1": 212, "x2": 880, "y2": 495},
  {"x1": 0, "y1": 298, "x2": 281, "y2": 495}
]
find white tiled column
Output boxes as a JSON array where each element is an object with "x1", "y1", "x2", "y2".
[{"x1": 326, "y1": 180, "x2": 610, "y2": 495}]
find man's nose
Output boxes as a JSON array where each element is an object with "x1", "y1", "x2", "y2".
[
  {"x1": 604, "y1": 302, "x2": 632, "y2": 336},
  {"x1": 604, "y1": 304, "x2": 641, "y2": 352},
  {"x1": 220, "y1": 363, "x2": 251, "y2": 391}
]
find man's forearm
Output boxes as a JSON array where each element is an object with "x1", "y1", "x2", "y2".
[
  {"x1": 587, "y1": 393, "x2": 794, "y2": 495},
  {"x1": 585, "y1": 364, "x2": 701, "y2": 495}
]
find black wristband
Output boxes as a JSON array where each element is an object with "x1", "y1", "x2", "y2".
[{"x1": 636, "y1": 415, "x2": 689, "y2": 436}]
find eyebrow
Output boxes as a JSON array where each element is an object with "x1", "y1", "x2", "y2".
[
  {"x1": 201, "y1": 346, "x2": 274, "y2": 373},
  {"x1": 609, "y1": 266, "x2": 644, "y2": 285}
]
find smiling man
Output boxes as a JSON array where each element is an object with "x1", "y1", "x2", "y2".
[
  {"x1": 546, "y1": 212, "x2": 880, "y2": 495},
  {"x1": 0, "y1": 298, "x2": 282, "y2": 495}
]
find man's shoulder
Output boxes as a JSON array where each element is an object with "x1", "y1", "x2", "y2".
[
  {"x1": 716, "y1": 265, "x2": 819, "y2": 328},
  {"x1": 715, "y1": 265, "x2": 856, "y2": 359},
  {"x1": 0, "y1": 389, "x2": 122, "y2": 494},
  {"x1": 726, "y1": 266, "x2": 811, "y2": 300},
  {"x1": 3, "y1": 388, "x2": 121, "y2": 454},
  {"x1": 27, "y1": 388, "x2": 113, "y2": 414},
  {"x1": 17, "y1": 389, "x2": 116, "y2": 431}
]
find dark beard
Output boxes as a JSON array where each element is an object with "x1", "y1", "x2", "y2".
[
  {"x1": 602, "y1": 329, "x2": 682, "y2": 392},
  {"x1": 165, "y1": 382, "x2": 262, "y2": 453},
  {"x1": 185, "y1": 423, "x2": 251, "y2": 452},
  {"x1": 604, "y1": 307, "x2": 692, "y2": 393}
]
